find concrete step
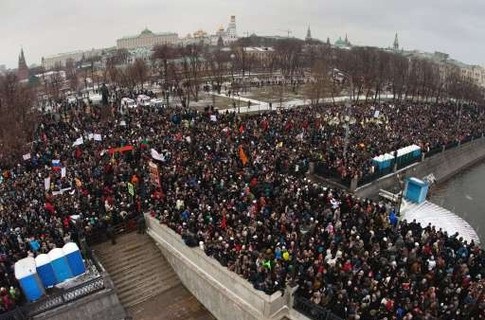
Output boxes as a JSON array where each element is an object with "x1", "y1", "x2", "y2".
[
  {"x1": 95, "y1": 237, "x2": 154, "y2": 257},
  {"x1": 111, "y1": 266, "x2": 176, "y2": 290},
  {"x1": 97, "y1": 245, "x2": 162, "y2": 269},
  {"x1": 94, "y1": 233, "x2": 148, "y2": 254},
  {"x1": 116, "y1": 271, "x2": 179, "y2": 297},
  {"x1": 110, "y1": 258, "x2": 173, "y2": 281},
  {"x1": 120, "y1": 275, "x2": 181, "y2": 307},
  {"x1": 93, "y1": 232, "x2": 184, "y2": 309}
]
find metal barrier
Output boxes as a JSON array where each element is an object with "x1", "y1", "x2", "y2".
[
  {"x1": 358, "y1": 166, "x2": 393, "y2": 187},
  {"x1": 26, "y1": 276, "x2": 106, "y2": 317},
  {"x1": 0, "y1": 245, "x2": 107, "y2": 320},
  {"x1": 444, "y1": 141, "x2": 459, "y2": 150},
  {"x1": 293, "y1": 296, "x2": 344, "y2": 320},
  {"x1": 86, "y1": 216, "x2": 139, "y2": 246},
  {"x1": 396, "y1": 154, "x2": 421, "y2": 171},
  {"x1": 316, "y1": 136, "x2": 485, "y2": 189},
  {"x1": 314, "y1": 163, "x2": 352, "y2": 188},
  {"x1": 425, "y1": 146, "x2": 442, "y2": 158}
]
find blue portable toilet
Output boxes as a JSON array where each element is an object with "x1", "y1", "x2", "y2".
[
  {"x1": 63, "y1": 242, "x2": 86, "y2": 277},
  {"x1": 14, "y1": 257, "x2": 45, "y2": 302},
  {"x1": 35, "y1": 254, "x2": 57, "y2": 288},
  {"x1": 410, "y1": 145, "x2": 422, "y2": 158},
  {"x1": 49, "y1": 248, "x2": 73, "y2": 283},
  {"x1": 404, "y1": 177, "x2": 429, "y2": 204}
]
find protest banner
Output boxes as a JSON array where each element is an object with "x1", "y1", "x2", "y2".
[
  {"x1": 148, "y1": 161, "x2": 161, "y2": 188},
  {"x1": 108, "y1": 145, "x2": 134, "y2": 155},
  {"x1": 44, "y1": 177, "x2": 50, "y2": 191},
  {"x1": 127, "y1": 182, "x2": 135, "y2": 196}
]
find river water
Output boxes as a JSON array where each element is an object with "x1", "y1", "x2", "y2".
[{"x1": 429, "y1": 160, "x2": 485, "y2": 245}]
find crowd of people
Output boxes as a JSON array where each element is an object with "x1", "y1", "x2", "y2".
[{"x1": 0, "y1": 95, "x2": 484, "y2": 318}]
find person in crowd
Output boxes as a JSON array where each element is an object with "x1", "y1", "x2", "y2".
[{"x1": 0, "y1": 93, "x2": 483, "y2": 318}]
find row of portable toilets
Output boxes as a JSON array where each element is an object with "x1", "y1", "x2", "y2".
[{"x1": 14, "y1": 242, "x2": 86, "y2": 302}]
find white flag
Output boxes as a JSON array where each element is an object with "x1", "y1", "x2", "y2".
[
  {"x1": 210, "y1": 114, "x2": 217, "y2": 122},
  {"x1": 150, "y1": 148, "x2": 165, "y2": 162},
  {"x1": 61, "y1": 167, "x2": 66, "y2": 178},
  {"x1": 23, "y1": 153, "x2": 31, "y2": 161},
  {"x1": 72, "y1": 137, "x2": 84, "y2": 146}
]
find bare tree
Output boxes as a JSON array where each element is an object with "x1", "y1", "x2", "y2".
[
  {"x1": 274, "y1": 38, "x2": 304, "y2": 79},
  {"x1": 152, "y1": 44, "x2": 177, "y2": 83},
  {"x1": 130, "y1": 58, "x2": 149, "y2": 89},
  {"x1": 180, "y1": 44, "x2": 205, "y2": 105},
  {"x1": 206, "y1": 49, "x2": 231, "y2": 94},
  {"x1": 0, "y1": 73, "x2": 38, "y2": 165},
  {"x1": 65, "y1": 58, "x2": 80, "y2": 94},
  {"x1": 305, "y1": 60, "x2": 330, "y2": 105}
]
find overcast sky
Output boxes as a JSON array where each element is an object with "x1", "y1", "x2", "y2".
[{"x1": 1, "y1": 0, "x2": 484, "y2": 69}]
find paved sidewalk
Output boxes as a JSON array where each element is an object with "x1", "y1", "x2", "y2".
[{"x1": 210, "y1": 91, "x2": 396, "y2": 114}]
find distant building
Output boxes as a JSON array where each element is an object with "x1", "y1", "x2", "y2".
[
  {"x1": 402, "y1": 50, "x2": 485, "y2": 88},
  {"x1": 35, "y1": 70, "x2": 66, "y2": 84},
  {"x1": 305, "y1": 26, "x2": 312, "y2": 41},
  {"x1": 17, "y1": 48, "x2": 29, "y2": 81},
  {"x1": 243, "y1": 47, "x2": 275, "y2": 62},
  {"x1": 393, "y1": 33, "x2": 399, "y2": 51},
  {"x1": 334, "y1": 34, "x2": 352, "y2": 49},
  {"x1": 126, "y1": 47, "x2": 153, "y2": 64},
  {"x1": 182, "y1": 16, "x2": 238, "y2": 46},
  {"x1": 226, "y1": 15, "x2": 238, "y2": 40},
  {"x1": 116, "y1": 28, "x2": 178, "y2": 50},
  {"x1": 42, "y1": 49, "x2": 103, "y2": 70},
  {"x1": 459, "y1": 64, "x2": 485, "y2": 87}
]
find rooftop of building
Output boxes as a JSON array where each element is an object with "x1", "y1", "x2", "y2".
[{"x1": 118, "y1": 29, "x2": 178, "y2": 40}]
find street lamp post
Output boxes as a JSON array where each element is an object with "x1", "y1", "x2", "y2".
[
  {"x1": 340, "y1": 72, "x2": 354, "y2": 162},
  {"x1": 343, "y1": 102, "x2": 351, "y2": 162},
  {"x1": 396, "y1": 173, "x2": 405, "y2": 216}
]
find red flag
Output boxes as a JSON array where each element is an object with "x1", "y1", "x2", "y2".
[{"x1": 108, "y1": 145, "x2": 134, "y2": 155}]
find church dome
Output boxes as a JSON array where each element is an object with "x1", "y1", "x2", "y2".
[{"x1": 141, "y1": 28, "x2": 153, "y2": 35}]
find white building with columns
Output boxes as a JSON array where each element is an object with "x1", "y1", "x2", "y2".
[{"x1": 117, "y1": 28, "x2": 179, "y2": 50}]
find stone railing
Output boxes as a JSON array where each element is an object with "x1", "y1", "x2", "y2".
[{"x1": 145, "y1": 215, "x2": 305, "y2": 320}]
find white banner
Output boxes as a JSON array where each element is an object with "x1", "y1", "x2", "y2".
[
  {"x1": 22, "y1": 153, "x2": 31, "y2": 160},
  {"x1": 61, "y1": 167, "x2": 66, "y2": 178},
  {"x1": 52, "y1": 187, "x2": 72, "y2": 196},
  {"x1": 94, "y1": 134, "x2": 102, "y2": 141},
  {"x1": 44, "y1": 177, "x2": 51, "y2": 191}
]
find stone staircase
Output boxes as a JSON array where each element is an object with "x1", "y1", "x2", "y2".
[{"x1": 93, "y1": 232, "x2": 180, "y2": 308}]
